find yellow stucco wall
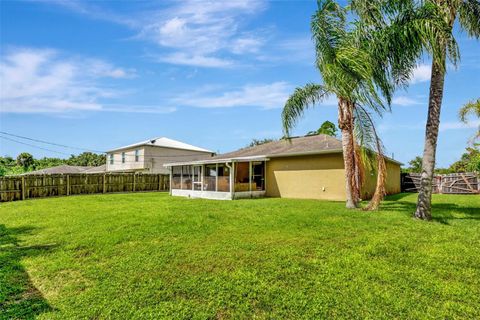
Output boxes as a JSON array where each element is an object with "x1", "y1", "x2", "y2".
[
  {"x1": 265, "y1": 153, "x2": 401, "y2": 201},
  {"x1": 266, "y1": 153, "x2": 347, "y2": 201},
  {"x1": 361, "y1": 160, "x2": 401, "y2": 199}
]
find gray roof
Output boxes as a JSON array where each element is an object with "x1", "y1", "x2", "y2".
[
  {"x1": 213, "y1": 134, "x2": 342, "y2": 159},
  {"x1": 82, "y1": 164, "x2": 106, "y2": 173},
  {"x1": 22, "y1": 165, "x2": 105, "y2": 175}
]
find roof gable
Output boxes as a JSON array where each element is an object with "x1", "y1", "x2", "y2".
[{"x1": 107, "y1": 137, "x2": 213, "y2": 153}]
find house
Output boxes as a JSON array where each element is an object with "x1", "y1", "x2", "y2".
[
  {"x1": 106, "y1": 137, "x2": 214, "y2": 174},
  {"x1": 164, "y1": 134, "x2": 401, "y2": 201}
]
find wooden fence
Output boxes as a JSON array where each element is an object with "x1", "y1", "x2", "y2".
[
  {"x1": 401, "y1": 172, "x2": 479, "y2": 194},
  {"x1": 0, "y1": 173, "x2": 169, "y2": 202}
]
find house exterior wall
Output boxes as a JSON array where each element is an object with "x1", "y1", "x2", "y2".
[
  {"x1": 361, "y1": 160, "x2": 401, "y2": 199},
  {"x1": 266, "y1": 153, "x2": 347, "y2": 201},
  {"x1": 265, "y1": 153, "x2": 401, "y2": 201},
  {"x1": 106, "y1": 147, "x2": 146, "y2": 172},
  {"x1": 107, "y1": 146, "x2": 213, "y2": 174}
]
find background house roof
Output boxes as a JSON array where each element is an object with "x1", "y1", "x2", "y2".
[
  {"x1": 107, "y1": 137, "x2": 213, "y2": 153},
  {"x1": 22, "y1": 165, "x2": 98, "y2": 175}
]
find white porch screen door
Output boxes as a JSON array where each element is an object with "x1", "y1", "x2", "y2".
[{"x1": 193, "y1": 165, "x2": 202, "y2": 191}]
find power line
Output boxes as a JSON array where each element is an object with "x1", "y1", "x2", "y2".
[
  {"x1": 0, "y1": 131, "x2": 214, "y2": 159},
  {"x1": 0, "y1": 131, "x2": 105, "y2": 153},
  {"x1": 0, "y1": 136, "x2": 73, "y2": 156}
]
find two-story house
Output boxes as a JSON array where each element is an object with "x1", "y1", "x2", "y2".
[{"x1": 106, "y1": 137, "x2": 214, "y2": 174}]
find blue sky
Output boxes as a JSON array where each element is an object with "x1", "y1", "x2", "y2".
[{"x1": 0, "y1": 0, "x2": 479, "y2": 167}]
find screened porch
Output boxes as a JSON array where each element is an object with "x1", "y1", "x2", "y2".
[{"x1": 167, "y1": 159, "x2": 267, "y2": 200}]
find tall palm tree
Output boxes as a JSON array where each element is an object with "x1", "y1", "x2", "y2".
[
  {"x1": 351, "y1": 0, "x2": 479, "y2": 219},
  {"x1": 282, "y1": 0, "x2": 393, "y2": 209},
  {"x1": 412, "y1": 0, "x2": 479, "y2": 220}
]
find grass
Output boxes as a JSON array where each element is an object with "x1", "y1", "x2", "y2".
[{"x1": 0, "y1": 192, "x2": 479, "y2": 319}]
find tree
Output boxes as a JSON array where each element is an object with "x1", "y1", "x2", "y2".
[
  {"x1": 406, "y1": 156, "x2": 423, "y2": 173},
  {"x1": 16, "y1": 153, "x2": 34, "y2": 171},
  {"x1": 449, "y1": 144, "x2": 480, "y2": 172},
  {"x1": 307, "y1": 120, "x2": 338, "y2": 137},
  {"x1": 412, "y1": 1, "x2": 479, "y2": 220},
  {"x1": 282, "y1": 0, "x2": 395, "y2": 209},
  {"x1": 248, "y1": 138, "x2": 276, "y2": 148},
  {"x1": 67, "y1": 152, "x2": 106, "y2": 166}
]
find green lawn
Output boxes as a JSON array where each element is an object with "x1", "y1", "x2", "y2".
[{"x1": 1, "y1": 193, "x2": 479, "y2": 319}]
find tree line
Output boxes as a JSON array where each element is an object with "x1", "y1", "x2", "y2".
[{"x1": 0, "y1": 152, "x2": 106, "y2": 176}]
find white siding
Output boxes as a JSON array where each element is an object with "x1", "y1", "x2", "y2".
[{"x1": 106, "y1": 146, "x2": 212, "y2": 174}]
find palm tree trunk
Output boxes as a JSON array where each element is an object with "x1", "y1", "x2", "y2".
[
  {"x1": 338, "y1": 97, "x2": 359, "y2": 209},
  {"x1": 364, "y1": 153, "x2": 387, "y2": 211},
  {"x1": 414, "y1": 54, "x2": 446, "y2": 220}
]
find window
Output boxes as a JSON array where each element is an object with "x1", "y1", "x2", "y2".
[
  {"x1": 135, "y1": 150, "x2": 140, "y2": 162},
  {"x1": 122, "y1": 152, "x2": 126, "y2": 164},
  {"x1": 109, "y1": 154, "x2": 114, "y2": 165}
]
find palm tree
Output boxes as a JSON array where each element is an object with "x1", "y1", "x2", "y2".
[
  {"x1": 282, "y1": 0, "x2": 393, "y2": 209},
  {"x1": 351, "y1": 0, "x2": 479, "y2": 219},
  {"x1": 413, "y1": 1, "x2": 479, "y2": 220}
]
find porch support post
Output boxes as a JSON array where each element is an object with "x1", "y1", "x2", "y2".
[
  {"x1": 215, "y1": 163, "x2": 218, "y2": 192},
  {"x1": 229, "y1": 162, "x2": 234, "y2": 199},
  {"x1": 180, "y1": 166, "x2": 183, "y2": 190},
  {"x1": 249, "y1": 161, "x2": 252, "y2": 192}
]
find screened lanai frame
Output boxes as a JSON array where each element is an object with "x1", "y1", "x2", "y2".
[{"x1": 165, "y1": 156, "x2": 268, "y2": 200}]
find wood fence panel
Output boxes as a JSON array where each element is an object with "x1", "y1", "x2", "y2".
[
  {"x1": 401, "y1": 172, "x2": 479, "y2": 194},
  {"x1": 0, "y1": 173, "x2": 169, "y2": 202}
]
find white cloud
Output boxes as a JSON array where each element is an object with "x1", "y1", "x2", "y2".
[
  {"x1": 231, "y1": 37, "x2": 264, "y2": 54},
  {"x1": 173, "y1": 82, "x2": 292, "y2": 109},
  {"x1": 154, "y1": 53, "x2": 234, "y2": 68},
  {"x1": 392, "y1": 96, "x2": 423, "y2": 106},
  {"x1": 410, "y1": 64, "x2": 431, "y2": 84},
  {"x1": 440, "y1": 120, "x2": 480, "y2": 131},
  {"x1": 138, "y1": 0, "x2": 266, "y2": 67},
  {"x1": 37, "y1": 0, "x2": 270, "y2": 68},
  {"x1": 0, "y1": 48, "x2": 137, "y2": 114}
]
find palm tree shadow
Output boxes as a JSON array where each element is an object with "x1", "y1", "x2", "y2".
[
  {"x1": 381, "y1": 197, "x2": 480, "y2": 225},
  {"x1": 0, "y1": 225, "x2": 57, "y2": 319}
]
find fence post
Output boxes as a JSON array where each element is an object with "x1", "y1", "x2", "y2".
[
  {"x1": 103, "y1": 173, "x2": 106, "y2": 194},
  {"x1": 158, "y1": 174, "x2": 162, "y2": 191},
  {"x1": 21, "y1": 176, "x2": 25, "y2": 200},
  {"x1": 133, "y1": 173, "x2": 136, "y2": 192},
  {"x1": 66, "y1": 174, "x2": 70, "y2": 196}
]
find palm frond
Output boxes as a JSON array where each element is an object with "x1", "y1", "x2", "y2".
[
  {"x1": 353, "y1": 105, "x2": 387, "y2": 210},
  {"x1": 282, "y1": 83, "x2": 331, "y2": 137},
  {"x1": 459, "y1": 0, "x2": 480, "y2": 38},
  {"x1": 459, "y1": 98, "x2": 480, "y2": 122}
]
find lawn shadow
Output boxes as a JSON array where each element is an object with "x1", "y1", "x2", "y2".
[
  {"x1": 384, "y1": 193, "x2": 415, "y2": 201},
  {"x1": 380, "y1": 197, "x2": 480, "y2": 225},
  {"x1": 0, "y1": 224, "x2": 56, "y2": 319}
]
